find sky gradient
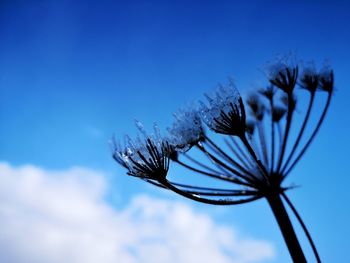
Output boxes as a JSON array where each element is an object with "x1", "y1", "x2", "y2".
[{"x1": 1, "y1": 1, "x2": 350, "y2": 262}]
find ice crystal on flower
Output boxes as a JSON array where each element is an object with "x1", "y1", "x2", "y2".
[
  {"x1": 200, "y1": 82, "x2": 246, "y2": 136},
  {"x1": 167, "y1": 108, "x2": 204, "y2": 153},
  {"x1": 112, "y1": 122, "x2": 170, "y2": 180}
]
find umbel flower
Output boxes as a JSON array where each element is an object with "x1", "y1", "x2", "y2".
[
  {"x1": 112, "y1": 122, "x2": 170, "y2": 181},
  {"x1": 112, "y1": 58, "x2": 334, "y2": 263}
]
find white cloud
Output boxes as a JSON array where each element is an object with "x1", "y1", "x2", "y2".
[{"x1": 0, "y1": 162, "x2": 275, "y2": 263}]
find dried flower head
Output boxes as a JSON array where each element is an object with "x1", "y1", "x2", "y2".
[
  {"x1": 200, "y1": 82, "x2": 246, "y2": 137},
  {"x1": 167, "y1": 108, "x2": 205, "y2": 153},
  {"x1": 112, "y1": 123, "x2": 170, "y2": 180}
]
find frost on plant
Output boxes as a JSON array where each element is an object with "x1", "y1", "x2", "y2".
[
  {"x1": 112, "y1": 57, "x2": 334, "y2": 263},
  {"x1": 112, "y1": 122, "x2": 170, "y2": 180},
  {"x1": 199, "y1": 82, "x2": 246, "y2": 136},
  {"x1": 167, "y1": 108, "x2": 204, "y2": 153}
]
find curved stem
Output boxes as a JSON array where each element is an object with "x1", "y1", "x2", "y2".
[
  {"x1": 184, "y1": 151, "x2": 238, "y2": 181},
  {"x1": 281, "y1": 92, "x2": 315, "y2": 174},
  {"x1": 160, "y1": 179, "x2": 262, "y2": 205},
  {"x1": 204, "y1": 135, "x2": 255, "y2": 177},
  {"x1": 257, "y1": 122, "x2": 269, "y2": 168},
  {"x1": 196, "y1": 144, "x2": 257, "y2": 186},
  {"x1": 276, "y1": 96, "x2": 294, "y2": 174},
  {"x1": 224, "y1": 138, "x2": 254, "y2": 168},
  {"x1": 240, "y1": 134, "x2": 269, "y2": 181},
  {"x1": 182, "y1": 153, "x2": 223, "y2": 174},
  {"x1": 183, "y1": 190, "x2": 256, "y2": 196},
  {"x1": 146, "y1": 179, "x2": 255, "y2": 196},
  {"x1": 170, "y1": 182, "x2": 254, "y2": 194},
  {"x1": 229, "y1": 136, "x2": 255, "y2": 166},
  {"x1": 175, "y1": 159, "x2": 252, "y2": 187},
  {"x1": 282, "y1": 192, "x2": 321, "y2": 263},
  {"x1": 277, "y1": 122, "x2": 283, "y2": 152},
  {"x1": 270, "y1": 100, "x2": 275, "y2": 174},
  {"x1": 283, "y1": 93, "x2": 332, "y2": 178}
]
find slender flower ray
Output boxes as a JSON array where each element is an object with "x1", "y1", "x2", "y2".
[
  {"x1": 277, "y1": 122, "x2": 283, "y2": 155},
  {"x1": 268, "y1": 61, "x2": 299, "y2": 174},
  {"x1": 248, "y1": 134, "x2": 265, "y2": 169},
  {"x1": 168, "y1": 182, "x2": 256, "y2": 194},
  {"x1": 281, "y1": 92, "x2": 315, "y2": 174},
  {"x1": 175, "y1": 158, "x2": 253, "y2": 187},
  {"x1": 240, "y1": 134, "x2": 269, "y2": 181},
  {"x1": 196, "y1": 148, "x2": 245, "y2": 181},
  {"x1": 196, "y1": 143, "x2": 258, "y2": 186},
  {"x1": 182, "y1": 153, "x2": 217, "y2": 173},
  {"x1": 145, "y1": 179, "x2": 257, "y2": 197},
  {"x1": 283, "y1": 91, "x2": 332, "y2": 178},
  {"x1": 159, "y1": 179, "x2": 262, "y2": 205},
  {"x1": 258, "y1": 85, "x2": 276, "y2": 174},
  {"x1": 281, "y1": 66, "x2": 320, "y2": 174},
  {"x1": 182, "y1": 191, "x2": 256, "y2": 197},
  {"x1": 203, "y1": 135, "x2": 254, "y2": 177},
  {"x1": 276, "y1": 97, "x2": 295, "y2": 174},
  {"x1": 229, "y1": 136, "x2": 253, "y2": 164},
  {"x1": 182, "y1": 152, "x2": 229, "y2": 175},
  {"x1": 224, "y1": 137, "x2": 254, "y2": 169},
  {"x1": 270, "y1": 100, "x2": 275, "y2": 174},
  {"x1": 257, "y1": 122, "x2": 269, "y2": 168},
  {"x1": 246, "y1": 94, "x2": 268, "y2": 168},
  {"x1": 171, "y1": 184, "x2": 258, "y2": 197}
]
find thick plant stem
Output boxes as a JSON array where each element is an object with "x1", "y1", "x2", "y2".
[
  {"x1": 282, "y1": 192, "x2": 321, "y2": 263},
  {"x1": 267, "y1": 193, "x2": 307, "y2": 263}
]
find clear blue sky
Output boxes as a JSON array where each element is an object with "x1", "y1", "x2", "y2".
[{"x1": 1, "y1": 0, "x2": 350, "y2": 262}]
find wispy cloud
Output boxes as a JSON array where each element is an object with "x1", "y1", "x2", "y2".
[{"x1": 0, "y1": 162, "x2": 275, "y2": 263}]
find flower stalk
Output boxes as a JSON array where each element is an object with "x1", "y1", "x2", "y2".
[
  {"x1": 266, "y1": 192, "x2": 307, "y2": 263},
  {"x1": 112, "y1": 58, "x2": 334, "y2": 262}
]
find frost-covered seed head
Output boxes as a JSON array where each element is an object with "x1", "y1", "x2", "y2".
[
  {"x1": 167, "y1": 108, "x2": 205, "y2": 153},
  {"x1": 200, "y1": 82, "x2": 246, "y2": 136},
  {"x1": 112, "y1": 123, "x2": 170, "y2": 180},
  {"x1": 111, "y1": 137, "x2": 129, "y2": 169}
]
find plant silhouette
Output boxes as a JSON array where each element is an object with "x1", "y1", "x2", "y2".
[{"x1": 112, "y1": 57, "x2": 334, "y2": 262}]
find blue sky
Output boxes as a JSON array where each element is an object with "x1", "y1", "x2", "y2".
[{"x1": 1, "y1": 0, "x2": 350, "y2": 262}]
